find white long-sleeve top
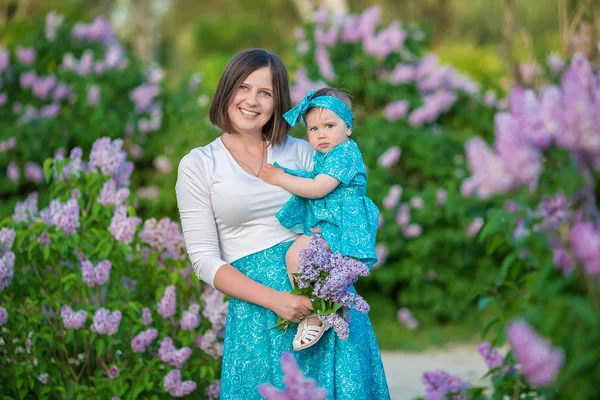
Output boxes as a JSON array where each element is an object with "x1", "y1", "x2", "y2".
[{"x1": 175, "y1": 135, "x2": 315, "y2": 288}]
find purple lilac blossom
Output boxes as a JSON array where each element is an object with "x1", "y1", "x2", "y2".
[
  {"x1": 384, "y1": 100, "x2": 410, "y2": 121},
  {"x1": 403, "y1": 224, "x2": 422, "y2": 238},
  {"x1": 552, "y1": 243, "x2": 575, "y2": 276},
  {"x1": 16, "y1": 47, "x2": 35, "y2": 65},
  {"x1": 0, "y1": 137, "x2": 16, "y2": 152},
  {"x1": 314, "y1": 45, "x2": 335, "y2": 81},
  {"x1": 0, "y1": 306, "x2": 7, "y2": 325},
  {"x1": 159, "y1": 337, "x2": 192, "y2": 368},
  {"x1": 24, "y1": 162, "x2": 44, "y2": 183},
  {"x1": 0, "y1": 47, "x2": 9, "y2": 72},
  {"x1": 194, "y1": 329, "x2": 223, "y2": 359},
  {"x1": 80, "y1": 260, "x2": 111, "y2": 287},
  {"x1": 13, "y1": 192, "x2": 38, "y2": 223},
  {"x1": 436, "y1": 188, "x2": 448, "y2": 205},
  {"x1": 90, "y1": 308, "x2": 122, "y2": 335},
  {"x1": 131, "y1": 328, "x2": 158, "y2": 352},
  {"x1": 45, "y1": 11, "x2": 64, "y2": 41},
  {"x1": 422, "y1": 370, "x2": 470, "y2": 400},
  {"x1": 60, "y1": 305, "x2": 87, "y2": 329},
  {"x1": 206, "y1": 379, "x2": 220, "y2": 400},
  {"x1": 37, "y1": 232, "x2": 51, "y2": 247},
  {"x1": 0, "y1": 228, "x2": 15, "y2": 253},
  {"x1": 129, "y1": 83, "x2": 160, "y2": 113},
  {"x1": 157, "y1": 285, "x2": 176, "y2": 318},
  {"x1": 32, "y1": 75, "x2": 57, "y2": 100},
  {"x1": 390, "y1": 64, "x2": 414, "y2": 84},
  {"x1": 477, "y1": 342, "x2": 506, "y2": 373},
  {"x1": 180, "y1": 309, "x2": 200, "y2": 331},
  {"x1": 88, "y1": 85, "x2": 100, "y2": 107},
  {"x1": 109, "y1": 206, "x2": 141, "y2": 244},
  {"x1": 507, "y1": 321, "x2": 564, "y2": 387},
  {"x1": 0, "y1": 93, "x2": 7, "y2": 107},
  {"x1": 38, "y1": 373, "x2": 48, "y2": 385},
  {"x1": 396, "y1": 204, "x2": 410, "y2": 226},
  {"x1": 7, "y1": 162, "x2": 19, "y2": 183},
  {"x1": 98, "y1": 179, "x2": 129, "y2": 206},
  {"x1": 163, "y1": 369, "x2": 197, "y2": 397},
  {"x1": 142, "y1": 307, "x2": 152, "y2": 325},
  {"x1": 40, "y1": 198, "x2": 80, "y2": 236},
  {"x1": 0, "y1": 252, "x2": 15, "y2": 290},
  {"x1": 410, "y1": 197, "x2": 424, "y2": 209},
  {"x1": 258, "y1": 353, "x2": 328, "y2": 400},
  {"x1": 89, "y1": 137, "x2": 127, "y2": 177},
  {"x1": 466, "y1": 217, "x2": 484, "y2": 237}
]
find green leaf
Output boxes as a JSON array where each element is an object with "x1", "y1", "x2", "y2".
[
  {"x1": 96, "y1": 339, "x2": 105, "y2": 356},
  {"x1": 43, "y1": 158, "x2": 54, "y2": 183},
  {"x1": 477, "y1": 297, "x2": 494, "y2": 312}
]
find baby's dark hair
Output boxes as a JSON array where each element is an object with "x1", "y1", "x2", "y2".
[{"x1": 312, "y1": 87, "x2": 353, "y2": 111}]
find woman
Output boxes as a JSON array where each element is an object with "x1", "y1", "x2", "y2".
[{"x1": 176, "y1": 48, "x2": 390, "y2": 399}]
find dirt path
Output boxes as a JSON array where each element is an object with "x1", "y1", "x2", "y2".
[{"x1": 381, "y1": 344, "x2": 489, "y2": 400}]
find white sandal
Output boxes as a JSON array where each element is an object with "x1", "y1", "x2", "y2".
[{"x1": 293, "y1": 316, "x2": 329, "y2": 351}]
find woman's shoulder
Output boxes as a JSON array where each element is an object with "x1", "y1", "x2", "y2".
[
  {"x1": 178, "y1": 138, "x2": 221, "y2": 175},
  {"x1": 275, "y1": 135, "x2": 314, "y2": 157}
]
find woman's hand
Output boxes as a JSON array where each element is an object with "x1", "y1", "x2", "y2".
[
  {"x1": 258, "y1": 164, "x2": 285, "y2": 186},
  {"x1": 269, "y1": 291, "x2": 313, "y2": 323}
]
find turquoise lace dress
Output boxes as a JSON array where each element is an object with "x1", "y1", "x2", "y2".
[
  {"x1": 220, "y1": 241, "x2": 391, "y2": 399},
  {"x1": 273, "y1": 139, "x2": 379, "y2": 266}
]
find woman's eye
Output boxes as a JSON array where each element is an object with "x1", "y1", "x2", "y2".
[
  {"x1": 260, "y1": 91, "x2": 272, "y2": 97},
  {"x1": 239, "y1": 85, "x2": 248, "y2": 91}
]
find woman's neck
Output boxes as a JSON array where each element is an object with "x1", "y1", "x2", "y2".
[{"x1": 222, "y1": 132, "x2": 265, "y2": 151}]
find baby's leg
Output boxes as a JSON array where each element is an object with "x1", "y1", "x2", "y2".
[{"x1": 286, "y1": 234, "x2": 312, "y2": 286}]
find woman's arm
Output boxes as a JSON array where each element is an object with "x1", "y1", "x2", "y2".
[
  {"x1": 258, "y1": 164, "x2": 340, "y2": 199},
  {"x1": 176, "y1": 153, "x2": 312, "y2": 321}
]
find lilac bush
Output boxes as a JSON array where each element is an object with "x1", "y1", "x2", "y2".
[
  {"x1": 0, "y1": 137, "x2": 225, "y2": 398},
  {"x1": 258, "y1": 353, "x2": 328, "y2": 400},
  {"x1": 289, "y1": 5, "x2": 503, "y2": 323},
  {"x1": 451, "y1": 53, "x2": 600, "y2": 398}
]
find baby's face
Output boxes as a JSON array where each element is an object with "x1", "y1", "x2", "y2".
[{"x1": 305, "y1": 107, "x2": 351, "y2": 154}]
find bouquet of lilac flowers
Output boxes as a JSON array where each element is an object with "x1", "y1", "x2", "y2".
[{"x1": 278, "y1": 235, "x2": 371, "y2": 339}]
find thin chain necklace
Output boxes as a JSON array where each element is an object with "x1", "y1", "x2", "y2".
[{"x1": 222, "y1": 136, "x2": 266, "y2": 177}]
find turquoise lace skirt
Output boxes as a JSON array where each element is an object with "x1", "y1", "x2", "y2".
[{"x1": 220, "y1": 241, "x2": 391, "y2": 400}]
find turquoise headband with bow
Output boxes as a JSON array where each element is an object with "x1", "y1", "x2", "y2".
[{"x1": 283, "y1": 89, "x2": 353, "y2": 130}]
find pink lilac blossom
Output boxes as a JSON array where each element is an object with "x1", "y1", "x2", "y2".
[
  {"x1": 194, "y1": 329, "x2": 223, "y2": 359},
  {"x1": 569, "y1": 220, "x2": 600, "y2": 277},
  {"x1": 0, "y1": 306, "x2": 7, "y2": 325},
  {"x1": 0, "y1": 137, "x2": 16, "y2": 152},
  {"x1": 314, "y1": 46, "x2": 335, "y2": 81},
  {"x1": 519, "y1": 62, "x2": 542, "y2": 85},
  {"x1": 201, "y1": 286, "x2": 229, "y2": 333},
  {"x1": 129, "y1": 83, "x2": 160, "y2": 113},
  {"x1": 107, "y1": 366, "x2": 120, "y2": 379},
  {"x1": 39, "y1": 103, "x2": 60, "y2": 118},
  {"x1": 109, "y1": 206, "x2": 141, "y2": 244},
  {"x1": 98, "y1": 179, "x2": 129, "y2": 206},
  {"x1": 38, "y1": 232, "x2": 51, "y2": 247},
  {"x1": 258, "y1": 353, "x2": 328, "y2": 400},
  {"x1": 0, "y1": 47, "x2": 9, "y2": 72},
  {"x1": 552, "y1": 243, "x2": 575, "y2": 276},
  {"x1": 382, "y1": 185, "x2": 402, "y2": 209},
  {"x1": 180, "y1": 309, "x2": 200, "y2": 331},
  {"x1": 24, "y1": 162, "x2": 44, "y2": 183},
  {"x1": 20, "y1": 71, "x2": 37, "y2": 88},
  {"x1": 290, "y1": 67, "x2": 327, "y2": 104},
  {"x1": 397, "y1": 307, "x2": 418, "y2": 330},
  {"x1": 138, "y1": 217, "x2": 185, "y2": 256},
  {"x1": 314, "y1": 25, "x2": 338, "y2": 46},
  {"x1": 547, "y1": 52, "x2": 565, "y2": 75},
  {"x1": 159, "y1": 337, "x2": 192, "y2": 368},
  {"x1": 461, "y1": 137, "x2": 513, "y2": 199},
  {"x1": 7, "y1": 162, "x2": 19, "y2": 183},
  {"x1": 356, "y1": 6, "x2": 381, "y2": 40},
  {"x1": 32, "y1": 75, "x2": 57, "y2": 100},
  {"x1": 80, "y1": 260, "x2": 112, "y2": 287},
  {"x1": 88, "y1": 85, "x2": 100, "y2": 107},
  {"x1": 40, "y1": 198, "x2": 80, "y2": 236},
  {"x1": 131, "y1": 328, "x2": 158, "y2": 352},
  {"x1": 142, "y1": 307, "x2": 152, "y2": 325},
  {"x1": 0, "y1": 93, "x2": 7, "y2": 107},
  {"x1": 55, "y1": 147, "x2": 85, "y2": 181},
  {"x1": 136, "y1": 186, "x2": 160, "y2": 200},
  {"x1": 410, "y1": 197, "x2": 424, "y2": 209},
  {"x1": 436, "y1": 188, "x2": 447, "y2": 206},
  {"x1": 163, "y1": 369, "x2": 197, "y2": 397},
  {"x1": 363, "y1": 21, "x2": 406, "y2": 59},
  {"x1": 377, "y1": 146, "x2": 401, "y2": 167},
  {"x1": 16, "y1": 47, "x2": 35, "y2": 65},
  {"x1": 396, "y1": 204, "x2": 410, "y2": 226},
  {"x1": 422, "y1": 370, "x2": 470, "y2": 400},
  {"x1": 384, "y1": 100, "x2": 410, "y2": 121},
  {"x1": 403, "y1": 224, "x2": 422, "y2": 238},
  {"x1": 60, "y1": 305, "x2": 88, "y2": 329},
  {"x1": 153, "y1": 156, "x2": 172, "y2": 174},
  {"x1": 372, "y1": 244, "x2": 388, "y2": 269},
  {"x1": 158, "y1": 285, "x2": 176, "y2": 318},
  {"x1": 390, "y1": 64, "x2": 414, "y2": 84},
  {"x1": 90, "y1": 308, "x2": 122, "y2": 335},
  {"x1": 507, "y1": 320, "x2": 564, "y2": 387},
  {"x1": 0, "y1": 252, "x2": 14, "y2": 290},
  {"x1": 13, "y1": 192, "x2": 38, "y2": 223},
  {"x1": 466, "y1": 217, "x2": 484, "y2": 237},
  {"x1": 72, "y1": 16, "x2": 115, "y2": 44}
]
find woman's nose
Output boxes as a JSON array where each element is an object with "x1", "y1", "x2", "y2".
[{"x1": 244, "y1": 91, "x2": 259, "y2": 106}]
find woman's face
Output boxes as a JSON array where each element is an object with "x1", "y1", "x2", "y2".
[{"x1": 227, "y1": 66, "x2": 275, "y2": 136}]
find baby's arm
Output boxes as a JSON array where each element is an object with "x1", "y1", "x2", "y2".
[{"x1": 259, "y1": 164, "x2": 340, "y2": 199}]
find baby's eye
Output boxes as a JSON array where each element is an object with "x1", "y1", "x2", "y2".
[
  {"x1": 326, "y1": 124, "x2": 334, "y2": 128},
  {"x1": 309, "y1": 127, "x2": 317, "y2": 132}
]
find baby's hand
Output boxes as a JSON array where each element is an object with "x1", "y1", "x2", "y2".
[{"x1": 259, "y1": 164, "x2": 285, "y2": 185}]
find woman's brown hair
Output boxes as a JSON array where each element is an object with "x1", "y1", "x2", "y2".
[{"x1": 209, "y1": 49, "x2": 292, "y2": 146}]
